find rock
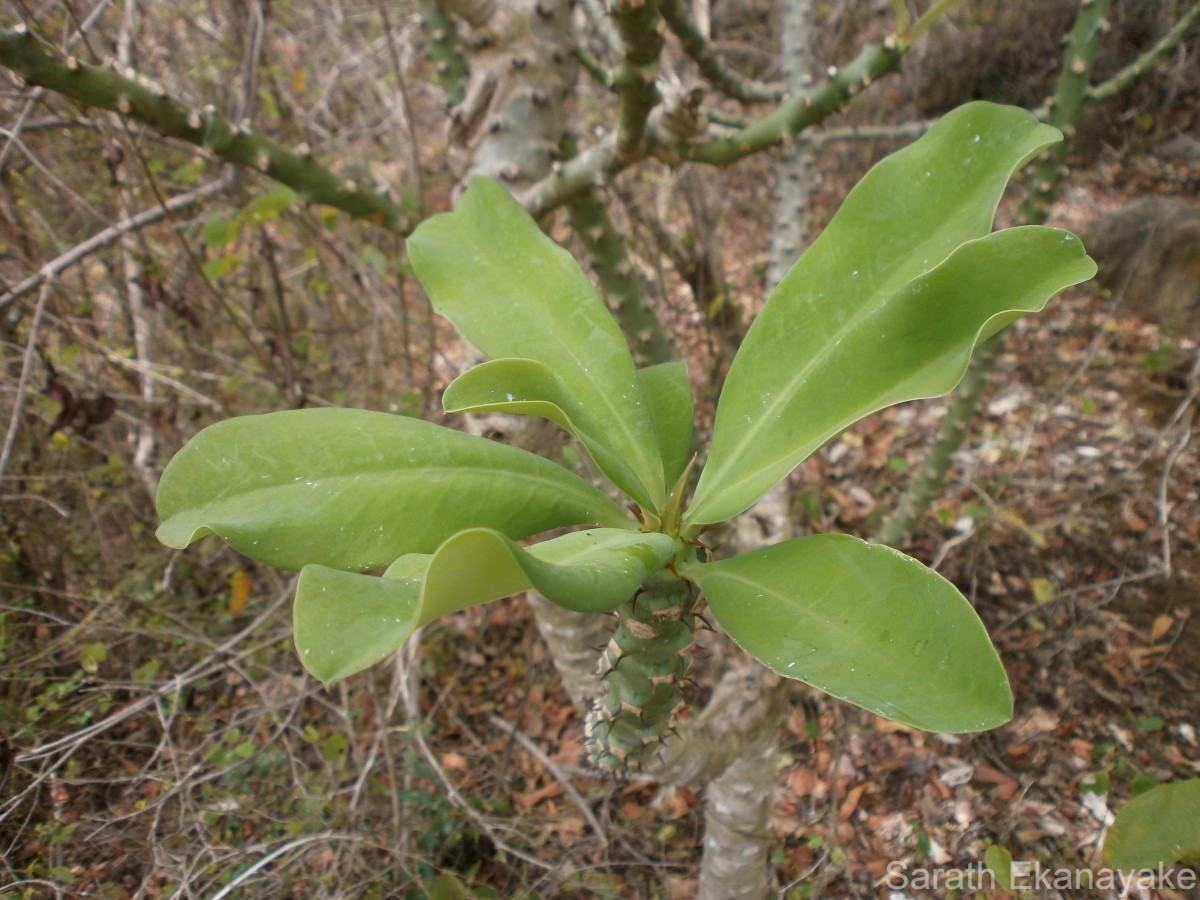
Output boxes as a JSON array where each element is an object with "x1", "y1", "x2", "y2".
[
  {"x1": 1158, "y1": 133, "x2": 1200, "y2": 167},
  {"x1": 1085, "y1": 196, "x2": 1200, "y2": 335}
]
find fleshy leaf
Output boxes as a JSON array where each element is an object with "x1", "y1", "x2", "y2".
[
  {"x1": 1104, "y1": 779, "x2": 1200, "y2": 869},
  {"x1": 293, "y1": 529, "x2": 676, "y2": 685},
  {"x1": 408, "y1": 176, "x2": 665, "y2": 510},
  {"x1": 294, "y1": 555, "x2": 429, "y2": 686},
  {"x1": 637, "y1": 361, "x2": 694, "y2": 488},
  {"x1": 156, "y1": 408, "x2": 631, "y2": 571},
  {"x1": 687, "y1": 102, "x2": 1097, "y2": 525},
  {"x1": 443, "y1": 358, "x2": 653, "y2": 505},
  {"x1": 686, "y1": 534, "x2": 1012, "y2": 732},
  {"x1": 423, "y1": 527, "x2": 677, "y2": 615}
]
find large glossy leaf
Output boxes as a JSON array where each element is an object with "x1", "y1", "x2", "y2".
[
  {"x1": 685, "y1": 534, "x2": 1012, "y2": 732},
  {"x1": 293, "y1": 555, "x2": 429, "y2": 686},
  {"x1": 408, "y1": 176, "x2": 665, "y2": 511},
  {"x1": 1104, "y1": 779, "x2": 1200, "y2": 869},
  {"x1": 637, "y1": 361, "x2": 694, "y2": 488},
  {"x1": 443, "y1": 358, "x2": 651, "y2": 505},
  {"x1": 442, "y1": 359, "x2": 576, "y2": 431},
  {"x1": 421, "y1": 527, "x2": 676, "y2": 614},
  {"x1": 156, "y1": 408, "x2": 631, "y2": 571},
  {"x1": 687, "y1": 102, "x2": 1097, "y2": 525},
  {"x1": 294, "y1": 528, "x2": 676, "y2": 684}
]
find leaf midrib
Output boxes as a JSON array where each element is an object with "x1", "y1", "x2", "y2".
[
  {"x1": 692, "y1": 252, "x2": 938, "y2": 520},
  {"x1": 701, "y1": 562, "x2": 967, "y2": 718},
  {"x1": 690, "y1": 122, "x2": 1059, "y2": 523},
  {"x1": 453, "y1": 219, "x2": 664, "y2": 507},
  {"x1": 171, "y1": 464, "x2": 628, "y2": 526}
]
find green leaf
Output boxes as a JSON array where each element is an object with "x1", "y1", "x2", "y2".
[
  {"x1": 638, "y1": 361, "x2": 694, "y2": 488},
  {"x1": 687, "y1": 102, "x2": 1097, "y2": 525},
  {"x1": 416, "y1": 527, "x2": 676, "y2": 618},
  {"x1": 435, "y1": 527, "x2": 676, "y2": 613},
  {"x1": 1104, "y1": 779, "x2": 1200, "y2": 869},
  {"x1": 443, "y1": 358, "x2": 654, "y2": 507},
  {"x1": 156, "y1": 408, "x2": 631, "y2": 571},
  {"x1": 80, "y1": 641, "x2": 107, "y2": 674},
  {"x1": 984, "y1": 845, "x2": 1016, "y2": 891},
  {"x1": 408, "y1": 176, "x2": 665, "y2": 510},
  {"x1": 293, "y1": 528, "x2": 675, "y2": 684},
  {"x1": 251, "y1": 183, "x2": 297, "y2": 219},
  {"x1": 200, "y1": 212, "x2": 238, "y2": 247},
  {"x1": 686, "y1": 534, "x2": 1012, "y2": 732},
  {"x1": 201, "y1": 252, "x2": 240, "y2": 281},
  {"x1": 293, "y1": 555, "x2": 428, "y2": 685}
]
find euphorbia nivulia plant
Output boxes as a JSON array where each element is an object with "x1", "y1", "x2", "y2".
[{"x1": 157, "y1": 103, "x2": 1096, "y2": 771}]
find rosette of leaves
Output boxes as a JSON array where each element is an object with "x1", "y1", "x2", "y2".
[{"x1": 157, "y1": 102, "x2": 1096, "y2": 771}]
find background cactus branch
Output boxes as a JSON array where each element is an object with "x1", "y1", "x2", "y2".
[
  {"x1": 566, "y1": 186, "x2": 676, "y2": 366},
  {"x1": 876, "y1": 0, "x2": 1112, "y2": 549},
  {"x1": 0, "y1": 26, "x2": 413, "y2": 233},
  {"x1": 680, "y1": 38, "x2": 906, "y2": 164},
  {"x1": 418, "y1": 0, "x2": 470, "y2": 109},
  {"x1": 1087, "y1": 0, "x2": 1200, "y2": 104},
  {"x1": 523, "y1": 36, "x2": 910, "y2": 215},
  {"x1": 609, "y1": 0, "x2": 666, "y2": 161},
  {"x1": 658, "y1": 0, "x2": 785, "y2": 105}
]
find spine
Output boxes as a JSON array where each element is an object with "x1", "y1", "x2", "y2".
[{"x1": 584, "y1": 571, "x2": 701, "y2": 772}]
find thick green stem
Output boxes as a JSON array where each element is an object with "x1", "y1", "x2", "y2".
[
  {"x1": 1088, "y1": 1, "x2": 1200, "y2": 105},
  {"x1": 610, "y1": 0, "x2": 665, "y2": 161},
  {"x1": 566, "y1": 188, "x2": 676, "y2": 366},
  {"x1": 523, "y1": 36, "x2": 906, "y2": 216},
  {"x1": 1020, "y1": 0, "x2": 1111, "y2": 223},
  {"x1": 419, "y1": 0, "x2": 470, "y2": 107},
  {"x1": 681, "y1": 37, "x2": 906, "y2": 165},
  {"x1": 0, "y1": 28, "x2": 411, "y2": 233},
  {"x1": 658, "y1": 0, "x2": 785, "y2": 104},
  {"x1": 877, "y1": 0, "x2": 1110, "y2": 548},
  {"x1": 584, "y1": 571, "x2": 701, "y2": 772}
]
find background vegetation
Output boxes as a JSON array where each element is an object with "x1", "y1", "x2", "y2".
[{"x1": 0, "y1": 0, "x2": 1197, "y2": 896}]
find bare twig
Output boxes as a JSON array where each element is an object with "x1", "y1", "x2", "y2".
[
  {"x1": 8, "y1": 583, "x2": 292, "y2": 767},
  {"x1": 396, "y1": 630, "x2": 558, "y2": 872},
  {"x1": 377, "y1": 0, "x2": 423, "y2": 215},
  {"x1": 0, "y1": 281, "x2": 51, "y2": 490},
  {"x1": 1155, "y1": 349, "x2": 1200, "y2": 577},
  {"x1": 0, "y1": 171, "x2": 235, "y2": 311},
  {"x1": 0, "y1": 27, "x2": 413, "y2": 232},
  {"x1": 117, "y1": 0, "x2": 159, "y2": 499},
  {"x1": 488, "y1": 713, "x2": 609, "y2": 848},
  {"x1": 658, "y1": 0, "x2": 786, "y2": 104},
  {"x1": 208, "y1": 833, "x2": 366, "y2": 900}
]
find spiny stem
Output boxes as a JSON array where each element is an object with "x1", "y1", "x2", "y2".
[
  {"x1": 1087, "y1": 0, "x2": 1200, "y2": 105},
  {"x1": 0, "y1": 27, "x2": 412, "y2": 233},
  {"x1": 565, "y1": 184, "x2": 676, "y2": 366},
  {"x1": 658, "y1": 0, "x2": 785, "y2": 104},
  {"x1": 680, "y1": 37, "x2": 906, "y2": 165},
  {"x1": 418, "y1": 0, "x2": 469, "y2": 108},
  {"x1": 1020, "y1": 0, "x2": 1111, "y2": 223},
  {"x1": 610, "y1": 0, "x2": 665, "y2": 161}
]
